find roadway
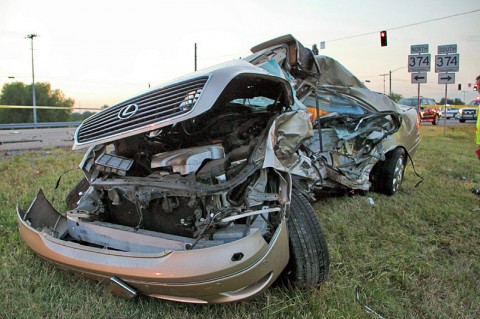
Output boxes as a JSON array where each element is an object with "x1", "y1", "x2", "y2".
[
  {"x1": 421, "y1": 118, "x2": 477, "y2": 127},
  {"x1": 0, "y1": 127, "x2": 77, "y2": 152}
]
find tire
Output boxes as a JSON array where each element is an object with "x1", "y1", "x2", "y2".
[
  {"x1": 371, "y1": 148, "x2": 406, "y2": 195},
  {"x1": 65, "y1": 177, "x2": 89, "y2": 210},
  {"x1": 284, "y1": 190, "x2": 329, "y2": 288},
  {"x1": 459, "y1": 119, "x2": 466, "y2": 123},
  {"x1": 432, "y1": 115, "x2": 439, "y2": 125}
]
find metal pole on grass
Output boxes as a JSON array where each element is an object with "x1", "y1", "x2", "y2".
[
  {"x1": 194, "y1": 43, "x2": 197, "y2": 71},
  {"x1": 417, "y1": 83, "x2": 420, "y2": 110},
  {"x1": 26, "y1": 33, "x2": 38, "y2": 129},
  {"x1": 444, "y1": 84, "x2": 448, "y2": 135}
]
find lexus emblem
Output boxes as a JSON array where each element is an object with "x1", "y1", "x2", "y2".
[{"x1": 118, "y1": 103, "x2": 139, "y2": 120}]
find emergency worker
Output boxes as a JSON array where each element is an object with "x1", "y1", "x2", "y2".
[{"x1": 476, "y1": 75, "x2": 480, "y2": 149}]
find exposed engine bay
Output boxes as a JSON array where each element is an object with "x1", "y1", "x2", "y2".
[{"x1": 67, "y1": 76, "x2": 295, "y2": 249}]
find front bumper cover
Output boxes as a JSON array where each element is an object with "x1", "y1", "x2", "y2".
[{"x1": 17, "y1": 190, "x2": 289, "y2": 303}]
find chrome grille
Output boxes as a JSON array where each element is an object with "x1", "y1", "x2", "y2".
[{"x1": 76, "y1": 76, "x2": 209, "y2": 144}]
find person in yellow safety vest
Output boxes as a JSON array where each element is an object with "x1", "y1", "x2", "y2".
[
  {"x1": 473, "y1": 75, "x2": 480, "y2": 195},
  {"x1": 476, "y1": 75, "x2": 480, "y2": 148}
]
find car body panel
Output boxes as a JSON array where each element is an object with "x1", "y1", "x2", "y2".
[
  {"x1": 440, "y1": 107, "x2": 459, "y2": 119},
  {"x1": 457, "y1": 107, "x2": 478, "y2": 122}
]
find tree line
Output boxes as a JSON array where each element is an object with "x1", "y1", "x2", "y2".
[
  {"x1": 438, "y1": 98, "x2": 465, "y2": 105},
  {"x1": 0, "y1": 82, "x2": 98, "y2": 124}
]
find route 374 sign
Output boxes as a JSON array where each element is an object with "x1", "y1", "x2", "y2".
[
  {"x1": 435, "y1": 54, "x2": 459, "y2": 73},
  {"x1": 408, "y1": 54, "x2": 431, "y2": 72},
  {"x1": 435, "y1": 44, "x2": 459, "y2": 73}
]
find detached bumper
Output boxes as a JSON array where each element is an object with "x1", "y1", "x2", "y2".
[{"x1": 17, "y1": 190, "x2": 289, "y2": 304}]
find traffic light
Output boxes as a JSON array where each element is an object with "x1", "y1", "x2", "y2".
[
  {"x1": 475, "y1": 84, "x2": 478, "y2": 91},
  {"x1": 380, "y1": 30, "x2": 387, "y2": 47}
]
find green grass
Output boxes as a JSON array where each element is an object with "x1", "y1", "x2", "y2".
[{"x1": 1, "y1": 126, "x2": 479, "y2": 318}]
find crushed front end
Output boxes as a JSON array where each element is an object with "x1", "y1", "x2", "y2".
[{"x1": 16, "y1": 61, "x2": 317, "y2": 303}]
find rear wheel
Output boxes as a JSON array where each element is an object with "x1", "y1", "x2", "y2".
[
  {"x1": 285, "y1": 190, "x2": 329, "y2": 288},
  {"x1": 371, "y1": 148, "x2": 406, "y2": 195},
  {"x1": 459, "y1": 119, "x2": 466, "y2": 123}
]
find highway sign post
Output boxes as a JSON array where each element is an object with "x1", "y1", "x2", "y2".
[
  {"x1": 408, "y1": 44, "x2": 430, "y2": 108},
  {"x1": 436, "y1": 44, "x2": 459, "y2": 133}
]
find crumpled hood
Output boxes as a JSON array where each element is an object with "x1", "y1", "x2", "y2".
[
  {"x1": 73, "y1": 60, "x2": 294, "y2": 150},
  {"x1": 315, "y1": 55, "x2": 367, "y2": 89},
  {"x1": 315, "y1": 56, "x2": 402, "y2": 113}
]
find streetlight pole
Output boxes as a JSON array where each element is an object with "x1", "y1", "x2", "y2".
[
  {"x1": 194, "y1": 43, "x2": 197, "y2": 71},
  {"x1": 389, "y1": 70, "x2": 392, "y2": 96},
  {"x1": 26, "y1": 33, "x2": 38, "y2": 128},
  {"x1": 380, "y1": 73, "x2": 388, "y2": 94},
  {"x1": 389, "y1": 67, "x2": 406, "y2": 97}
]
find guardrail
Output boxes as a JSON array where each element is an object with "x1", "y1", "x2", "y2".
[
  {"x1": 0, "y1": 105, "x2": 98, "y2": 130},
  {"x1": 0, "y1": 122, "x2": 81, "y2": 130}
]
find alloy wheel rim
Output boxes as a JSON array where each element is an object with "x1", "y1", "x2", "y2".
[{"x1": 392, "y1": 156, "x2": 405, "y2": 193}]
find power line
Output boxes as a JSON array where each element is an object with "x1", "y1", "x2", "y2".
[{"x1": 325, "y1": 9, "x2": 480, "y2": 43}]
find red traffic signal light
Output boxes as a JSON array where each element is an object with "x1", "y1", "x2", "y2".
[
  {"x1": 380, "y1": 30, "x2": 387, "y2": 47},
  {"x1": 475, "y1": 84, "x2": 478, "y2": 91}
]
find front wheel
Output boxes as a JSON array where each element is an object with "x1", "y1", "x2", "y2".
[
  {"x1": 371, "y1": 148, "x2": 406, "y2": 195},
  {"x1": 284, "y1": 190, "x2": 329, "y2": 288},
  {"x1": 432, "y1": 115, "x2": 439, "y2": 125},
  {"x1": 459, "y1": 119, "x2": 466, "y2": 123}
]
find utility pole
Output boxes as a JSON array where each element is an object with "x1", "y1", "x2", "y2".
[
  {"x1": 461, "y1": 90, "x2": 467, "y2": 104},
  {"x1": 26, "y1": 33, "x2": 38, "y2": 128},
  {"x1": 194, "y1": 43, "x2": 197, "y2": 71}
]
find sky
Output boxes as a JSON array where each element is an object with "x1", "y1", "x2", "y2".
[{"x1": 0, "y1": 0, "x2": 479, "y2": 111}]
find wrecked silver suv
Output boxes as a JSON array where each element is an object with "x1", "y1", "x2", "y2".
[{"x1": 17, "y1": 35, "x2": 420, "y2": 303}]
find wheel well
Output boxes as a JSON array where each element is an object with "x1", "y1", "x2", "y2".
[{"x1": 383, "y1": 146, "x2": 407, "y2": 159}]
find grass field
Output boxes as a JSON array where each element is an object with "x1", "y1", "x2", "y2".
[{"x1": 1, "y1": 125, "x2": 479, "y2": 318}]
